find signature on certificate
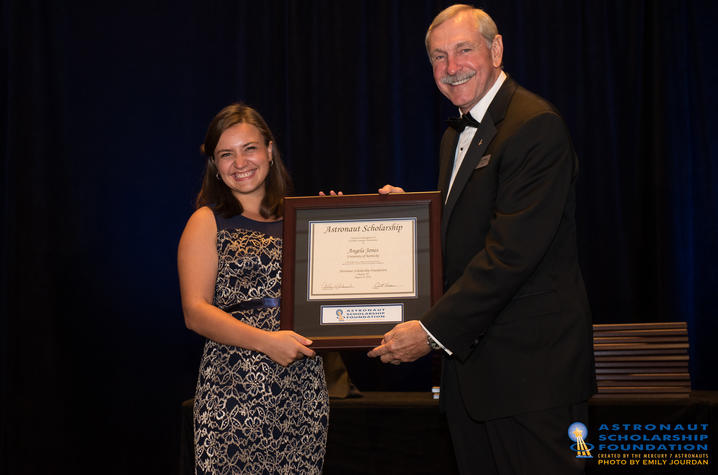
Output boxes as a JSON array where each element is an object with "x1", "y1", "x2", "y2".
[
  {"x1": 372, "y1": 281, "x2": 398, "y2": 289},
  {"x1": 320, "y1": 282, "x2": 354, "y2": 290}
]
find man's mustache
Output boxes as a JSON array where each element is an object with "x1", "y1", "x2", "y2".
[{"x1": 441, "y1": 70, "x2": 476, "y2": 85}]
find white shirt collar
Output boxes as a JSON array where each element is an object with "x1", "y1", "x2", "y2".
[{"x1": 463, "y1": 70, "x2": 507, "y2": 123}]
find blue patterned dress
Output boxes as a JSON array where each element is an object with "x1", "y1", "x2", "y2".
[{"x1": 193, "y1": 212, "x2": 329, "y2": 474}]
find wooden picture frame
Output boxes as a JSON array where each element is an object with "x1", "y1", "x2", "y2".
[{"x1": 281, "y1": 192, "x2": 442, "y2": 349}]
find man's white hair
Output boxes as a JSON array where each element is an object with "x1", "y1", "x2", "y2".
[{"x1": 425, "y1": 4, "x2": 499, "y2": 57}]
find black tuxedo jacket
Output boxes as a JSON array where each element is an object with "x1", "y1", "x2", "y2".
[{"x1": 422, "y1": 76, "x2": 596, "y2": 421}]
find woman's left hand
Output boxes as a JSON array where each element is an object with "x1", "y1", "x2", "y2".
[{"x1": 259, "y1": 330, "x2": 316, "y2": 366}]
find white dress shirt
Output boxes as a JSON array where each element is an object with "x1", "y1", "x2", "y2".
[{"x1": 446, "y1": 70, "x2": 507, "y2": 200}]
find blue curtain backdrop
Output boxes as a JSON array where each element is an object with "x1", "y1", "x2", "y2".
[{"x1": 2, "y1": 0, "x2": 716, "y2": 472}]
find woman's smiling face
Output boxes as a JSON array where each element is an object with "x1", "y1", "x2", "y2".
[{"x1": 214, "y1": 122, "x2": 272, "y2": 202}]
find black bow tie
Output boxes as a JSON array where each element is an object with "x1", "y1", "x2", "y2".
[{"x1": 447, "y1": 112, "x2": 480, "y2": 132}]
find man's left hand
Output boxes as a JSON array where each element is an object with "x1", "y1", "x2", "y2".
[{"x1": 367, "y1": 320, "x2": 431, "y2": 364}]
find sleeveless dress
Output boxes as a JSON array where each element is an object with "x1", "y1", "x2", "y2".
[{"x1": 193, "y1": 212, "x2": 329, "y2": 474}]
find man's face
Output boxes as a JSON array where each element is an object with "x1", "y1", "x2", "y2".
[{"x1": 428, "y1": 13, "x2": 503, "y2": 114}]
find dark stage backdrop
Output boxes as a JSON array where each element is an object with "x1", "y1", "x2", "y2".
[{"x1": 2, "y1": 0, "x2": 717, "y2": 473}]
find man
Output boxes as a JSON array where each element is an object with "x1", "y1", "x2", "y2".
[{"x1": 368, "y1": 4, "x2": 596, "y2": 474}]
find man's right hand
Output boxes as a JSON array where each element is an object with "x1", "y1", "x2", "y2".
[{"x1": 378, "y1": 184, "x2": 405, "y2": 194}]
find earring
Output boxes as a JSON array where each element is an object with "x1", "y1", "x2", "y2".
[
  {"x1": 216, "y1": 172, "x2": 220, "y2": 180},
  {"x1": 270, "y1": 159, "x2": 274, "y2": 166}
]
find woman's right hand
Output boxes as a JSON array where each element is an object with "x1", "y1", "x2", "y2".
[{"x1": 260, "y1": 330, "x2": 316, "y2": 366}]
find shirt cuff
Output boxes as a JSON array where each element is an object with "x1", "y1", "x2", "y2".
[{"x1": 419, "y1": 322, "x2": 453, "y2": 355}]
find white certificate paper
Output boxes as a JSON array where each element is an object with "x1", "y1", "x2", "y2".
[{"x1": 308, "y1": 218, "x2": 417, "y2": 300}]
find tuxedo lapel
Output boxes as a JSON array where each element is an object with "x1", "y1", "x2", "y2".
[
  {"x1": 439, "y1": 76, "x2": 518, "y2": 241},
  {"x1": 441, "y1": 120, "x2": 496, "y2": 239}
]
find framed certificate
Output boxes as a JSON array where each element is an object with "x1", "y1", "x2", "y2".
[{"x1": 281, "y1": 192, "x2": 442, "y2": 349}]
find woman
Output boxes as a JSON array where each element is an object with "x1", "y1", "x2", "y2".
[{"x1": 178, "y1": 103, "x2": 329, "y2": 474}]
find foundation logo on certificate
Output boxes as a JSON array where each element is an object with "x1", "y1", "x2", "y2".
[
  {"x1": 321, "y1": 304, "x2": 403, "y2": 325},
  {"x1": 568, "y1": 422, "x2": 593, "y2": 458}
]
